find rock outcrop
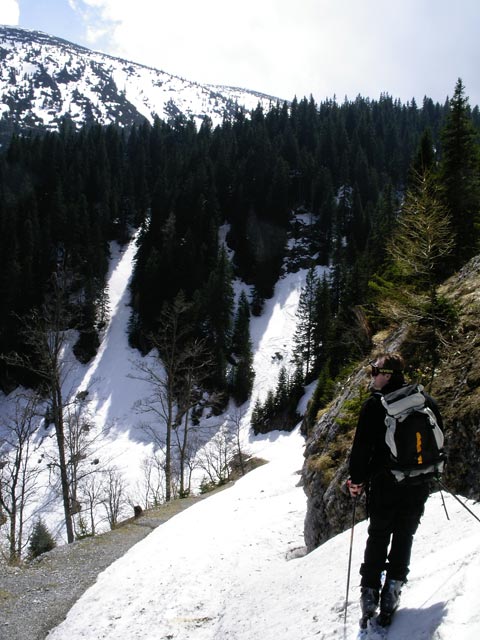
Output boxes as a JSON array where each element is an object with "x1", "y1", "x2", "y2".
[{"x1": 302, "y1": 256, "x2": 480, "y2": 551}]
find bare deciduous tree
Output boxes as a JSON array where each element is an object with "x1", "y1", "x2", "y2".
[
  {"x1": 173, "y1": 338, "x2": 215, "y2": 497},
  {"x1": 63, "y1": 394, "x2": 101, "y2": 518},
  {"x1": 2, "y1": 279, "x2": 77, "y2": 542},
  {"x1": 43, "y1": 390, "x2": 105, "y2": 539},
  {"x1": 196, "y1": 410, "x2": 251, "y2": 491},
  {"x1": 225, "y1": 408, "x2": 250, "y2": 477},
  {"x1": 101, "y1": 466, "x2": 127, "y2": 529},
  {"x1": 132, "y1": 452, "x2": 166, "y2": 510},
  {"x1": 0, "y1": 393, "x2": 43, "y2": 562},
  {"x1": 132, "y1": 293, "x2": 212, "y2": 501},
  {"x1": 78, "y1": 472, "x2": 104, "y2": 536},
  {"x1": 197, "y1": 426, "x2": 235, "y2": 488}
]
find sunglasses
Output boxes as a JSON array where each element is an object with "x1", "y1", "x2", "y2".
[{"x1": 369, "y1": 361, "x2": 394, "y2": 377}]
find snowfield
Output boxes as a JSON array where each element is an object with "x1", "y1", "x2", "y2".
[{"x1": 46, "y1": 426, "x2": 480, "y2": 640}]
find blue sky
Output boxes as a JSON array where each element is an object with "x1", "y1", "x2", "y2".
[{"x1": 1, "y1": 0, "x2": 480, "y2": 107}]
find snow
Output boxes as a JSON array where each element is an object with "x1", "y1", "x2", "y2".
[
  {"x1": 0, "y1": 28, "x2": 281, "y2": 131},
  {"x1": 45, "y1": 433, "x2": 480, "y2": 639},
  {"x1": 0, "y1": 229, "x2": 315, "y2": 534},
  {"x1": 2, "y1": 222, "x2": 480, "y2": 638},
  {"x1": 249, "y1": 270, "x2": 304, "y2": 404},
  {"x1": 74, "y1": 237, "x2": 147, "y2": 426}
]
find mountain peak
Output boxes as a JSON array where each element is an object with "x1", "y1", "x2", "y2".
[{"x1": 0, "y1": 25, "x2": 284, "y2": 138}]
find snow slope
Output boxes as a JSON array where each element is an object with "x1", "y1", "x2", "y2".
[
  {"x1": 3, "y1": 225, "x2": 480, "y2": 639},
  {"x1": 44, "y1": 235, "x2": 480, "y2": 640},
  {"x1": 0, "y1": 227, "x2": 319, "y2": 536},
  {"x1": 46, "y1": 425, "x2": 480, "y2": 640}
]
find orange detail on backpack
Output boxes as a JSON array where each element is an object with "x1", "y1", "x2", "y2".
[{"x1": 416, "y1": 432, "x2": 423, "y2": 464}]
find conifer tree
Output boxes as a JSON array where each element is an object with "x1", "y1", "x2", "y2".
[
  {"x1": 230, "y1": 291, "x2": 255, "y2": 405},
  {"x1": 313, "y1": 273, "x2": 333, "y2": 371},
  {"x1": 230, "y1": 348, "x2": 255, "y2": 406},
  {"x1": 275, "y1": 366, "x2": 290, "y2": 412},
  {"x1": 409, "y1": 128, "x2": 436, "y2": 180},
  {"x1": 199, "y1": 247, "x2": 234, "y2": 394},
  {"x1": 376, "y1": 170, "x2": 455, "y2": 378},
  {"x1": 250, "y1": 398, "x2": 263, "y2": 433},
  {"x1": 439, "y1": 78, "x2": 480, "y2": 268},
  {"x1": 29, "y1": 518, "x2": 56, "y2": 559},
  {"x1": 292, "y1": 267, "x2": 319, "y2": 381},
  {"x1": 303, "y1": 360, "x2": 335, "y2": 435}
]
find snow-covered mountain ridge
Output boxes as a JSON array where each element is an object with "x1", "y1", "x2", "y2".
[{"x1": 0, "y1": 26, "x2": 284, "y2": 137}]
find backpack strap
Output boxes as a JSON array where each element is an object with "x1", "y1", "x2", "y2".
[
  {"x1": 423, "y1": 406, "x2": 445, "y2": 450},
  {"x1": 384, "y1": 413, "x2": 398, "y2": 459},
  {"x1": 380, "y1": 384, "x2": 426, "y2": 420}
]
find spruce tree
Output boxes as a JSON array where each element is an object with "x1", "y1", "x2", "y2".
[
  {"x1": 439, "y1": 78, "x2": 480, "y2": 269},
  {"x1": 409, "y1": 128, "x2": 436, "y2": 180},
  {"x1": 292, "y1": 267, "x2": 319, "y2": 381},
  {"x1": 29, "y1": 518, "x2": 56, "y2": 558},
  {"x1": 274, "y1": 366, "x2": 290, "y2": 413},
  {"x1": 230, "y1": 348, "x2": 254, "y2": 406},
  {"x1": 313, "y1": 273, "x2": 333, "y2": 371},
  {"x1": 376, "y1": 170, "x2": 455, "y2": 378},
  {"x1": 230, "y1": 291, "x2": 255, "y2": 405},
  {"x1": 200, "y1": 247, "x2": 234, "y2": 394}
]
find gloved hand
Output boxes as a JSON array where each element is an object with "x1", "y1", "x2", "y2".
[{"x1": 346, "y1": 478, "x2": 364, "y2": 497}]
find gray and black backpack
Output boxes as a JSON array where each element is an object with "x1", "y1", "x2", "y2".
[{"x1": 378, "y1": 384, "x2": 445, "y2": 484}]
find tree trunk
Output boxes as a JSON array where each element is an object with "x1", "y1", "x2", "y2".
[
  {"x1": 165, "y1": 411, "x2": 172, "y2": 502},
  {"x1": 53, "y1": 381, "x2": 74, "y2": 543}
]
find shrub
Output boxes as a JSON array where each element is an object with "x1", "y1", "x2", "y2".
[{"x1": 29, "y1": 518, "x2": 56, "y2": 559}]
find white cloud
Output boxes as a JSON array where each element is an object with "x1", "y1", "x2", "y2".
[
  {"x1": 68, "y1": 0, "x2": 480, "y2": 106},
  {"x1": 0, "y1": 0, "x2": 19, "y2": 25}
]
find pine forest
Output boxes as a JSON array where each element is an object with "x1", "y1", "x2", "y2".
[{"x1": 1, "y1": 79, "x2": 479, "y2": 436}]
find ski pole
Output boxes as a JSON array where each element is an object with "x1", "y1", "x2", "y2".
[
  {"x1": 344, "y1": 496, "x2": 358, "y2": 628},
  {"x1": 436, "y1": 479, "x2": 480, "y2": 525},
  {"x1": 440, "y1": 489, "x2": 450, "y2": 520}
]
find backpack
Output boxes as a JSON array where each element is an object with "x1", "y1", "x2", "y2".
[{"x1": 378, "y1": 384, "x2": 445, "y2": 484}]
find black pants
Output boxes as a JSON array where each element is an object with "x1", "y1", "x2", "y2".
[{"x1": 360, "y1": 474, "x2": 430, "y2": 589}]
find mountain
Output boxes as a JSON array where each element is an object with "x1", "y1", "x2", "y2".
[{"x1": 0, "y1": 26, "x2": 283, "y2": 140}]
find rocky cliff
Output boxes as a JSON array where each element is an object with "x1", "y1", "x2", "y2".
[{"x1": 302, "y1": 255, "x2": 480, "y2": 551}]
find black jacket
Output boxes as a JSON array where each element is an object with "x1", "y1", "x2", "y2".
[{"x1": 348, "y1": 381, "x2": 443, "y2": 486}]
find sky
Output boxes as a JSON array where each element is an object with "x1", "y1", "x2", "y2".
[{"x1": 0, "y1": 0, "x2": 479, "y2": 107}]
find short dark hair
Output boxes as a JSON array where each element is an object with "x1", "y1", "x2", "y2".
[{"x1": 381, "y1": 352, "x2": 405, "y2": 372}]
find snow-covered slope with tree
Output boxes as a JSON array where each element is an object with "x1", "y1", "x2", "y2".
[
  {"x1": 0, "y1": 223, "x2": 312, "y2": 541},
  {"x1": 45, "y1": 430, "x2": 480, "y2": 640},
  {"x1": 0, "y1": 26, "x2": 283, "y2": 137},
  {"x1": 2, "y1": 196, "x2": 480, "y2": 640}
]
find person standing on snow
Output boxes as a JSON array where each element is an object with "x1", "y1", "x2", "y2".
[{"x1": 346, "y1": 352, "x2": 444, "y2": 627}]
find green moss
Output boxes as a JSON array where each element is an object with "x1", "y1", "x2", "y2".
[{"x1": 335, "y1": 389, "x2": 368, "y2": 432}]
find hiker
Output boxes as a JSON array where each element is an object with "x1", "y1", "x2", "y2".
[{"x1": 346, "y1": 352, "x2": 444, "y2": 627}]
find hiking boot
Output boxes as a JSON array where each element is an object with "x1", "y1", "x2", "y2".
[
  {"x1": 360, "y1": 586, "x2": 379, "y2": 620},
  {"x1": 380, "y1": 578, "x2": 403, "y2": 615}
]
